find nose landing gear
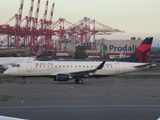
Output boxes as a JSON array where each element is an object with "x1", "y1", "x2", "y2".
[{"x1": 21, "y1": 77, "x2": 26, "y2": 84}]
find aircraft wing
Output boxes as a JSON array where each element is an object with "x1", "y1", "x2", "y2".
[
  {"x1": 133, "y1": 63, "x2": 156, "y2": 68},
  {"x1": 69, "y1": 61, "x2": 106, "y2": 76},
  {"x1": 69, "y1": 60, "x2": 106, "y2": 77},
  {"x1": 53, "y1": 60, "x2": 106, "y2": 77}
]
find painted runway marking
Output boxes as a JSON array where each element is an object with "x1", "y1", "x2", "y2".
[
  {"x1": 1, "y1": 104, "x2": 160, "y2": 109},
  {"x1": 64, "y1": 85, "x2": 75, "y2": 89}
]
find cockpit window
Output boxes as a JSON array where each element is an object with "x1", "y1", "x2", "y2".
[
  {"x1": 12, "y1": 64, "x2": 16, "y2": 67},
  {"x1": 12, "y1": 64, "x2": 20, "y2": 67}
]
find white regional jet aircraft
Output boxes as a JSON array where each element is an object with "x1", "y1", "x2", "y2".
[
  {"x1": 3, "y1": 37, "x2": 156, "y2": 84},
  {"x1": 0, "y1": 57, "x2": 36, "y2": 69}
]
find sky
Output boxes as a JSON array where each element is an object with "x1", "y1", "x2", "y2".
[{"x1": 0, "y1": 0, "x2": 159, "y2": 46}]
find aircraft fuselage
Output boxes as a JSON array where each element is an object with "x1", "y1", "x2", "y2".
[{"x1": 4, "y1": 61, "x2": 150, "y2": 77}]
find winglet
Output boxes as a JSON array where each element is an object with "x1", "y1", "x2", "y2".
[{"x1": 96, "y1": 60, "x2": 106, "y2": 70}]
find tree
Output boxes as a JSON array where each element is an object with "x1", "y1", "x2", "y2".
[{"x1": 74, "y1": 46, "x2": 87, "y2": 59}]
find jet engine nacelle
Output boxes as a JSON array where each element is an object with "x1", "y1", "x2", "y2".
[{"x1": 55, "y1": 74, "x2": 70, "y2": 81}]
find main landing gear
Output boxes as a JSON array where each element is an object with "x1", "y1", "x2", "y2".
[
  {"x1": 21, "y1": 77, "x2": 26, "y2": 84},
  {"x1": 75, "y1": 78, "x2": 83, "y2": 84}
]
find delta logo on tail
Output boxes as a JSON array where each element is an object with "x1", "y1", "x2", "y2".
[{"x1": 123, "y1": 37, "x2": 153, "y2": 63}]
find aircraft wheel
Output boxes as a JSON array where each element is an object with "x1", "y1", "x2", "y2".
[
  {"x1": 75, "y1": 78, "x2": 83, "y2": 84},
  {"x1": 22, "y1": 81, "x2": 25, "y2": 84},
  {"x1": 78, "y1": 79, "x2": 83, "y2": 84}
]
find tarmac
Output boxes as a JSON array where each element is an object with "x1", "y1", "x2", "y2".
[{"x1": 0, "y1": 77, "x2": 160, "y2": 120}]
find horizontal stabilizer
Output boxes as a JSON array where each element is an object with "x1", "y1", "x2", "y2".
[{"x1": 133, "y1": 63, "x2": 156, "y2": 68}]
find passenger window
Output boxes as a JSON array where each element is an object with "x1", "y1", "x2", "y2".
[
  {"x1": 12, "y1": 64, "x2": 16, "y2": 67},
  {"x1": 16, "y1": 64, "x2": 20, "y2": 67}
]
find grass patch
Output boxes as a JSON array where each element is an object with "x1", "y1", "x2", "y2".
[
  {"x1": 113, "y1": 75, "x2": 160, "y2": 79},
  {"x1": 0, "y1": 69, "x2": 5, "y2": 73},
  {"x1": 0, "y1": 76, "x2": 17, "y2": 83},
  {"x1": 0, "y1": 95, "x2": 12, "y2": 101},
  {"x1": 143, "y1": 66, "x2": 160, "y2": 71}
]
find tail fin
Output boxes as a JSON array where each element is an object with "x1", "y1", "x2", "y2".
[{"x1": 122, "y1": 37, "x2": 153, "y2": 63}]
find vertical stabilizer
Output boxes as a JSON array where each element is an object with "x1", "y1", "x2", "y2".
[{"x1": 122, "y1": 37, "x2": 153, "y2": 63}]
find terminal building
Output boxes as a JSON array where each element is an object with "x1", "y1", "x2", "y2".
[{"x1": 86, "y1": 37, "x2": 142, "y2": 58}]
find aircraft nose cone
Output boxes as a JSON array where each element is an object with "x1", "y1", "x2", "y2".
[{"x1": 3, "y1": 70, "x2": 10, "y2": 75}]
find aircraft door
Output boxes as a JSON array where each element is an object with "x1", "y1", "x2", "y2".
[
  {"x1": 115, "y1": 62, "x2": 120, "y2": 72},
  {"x1": 27, "y1": 62, "x2": 32, "y2": 72}
]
